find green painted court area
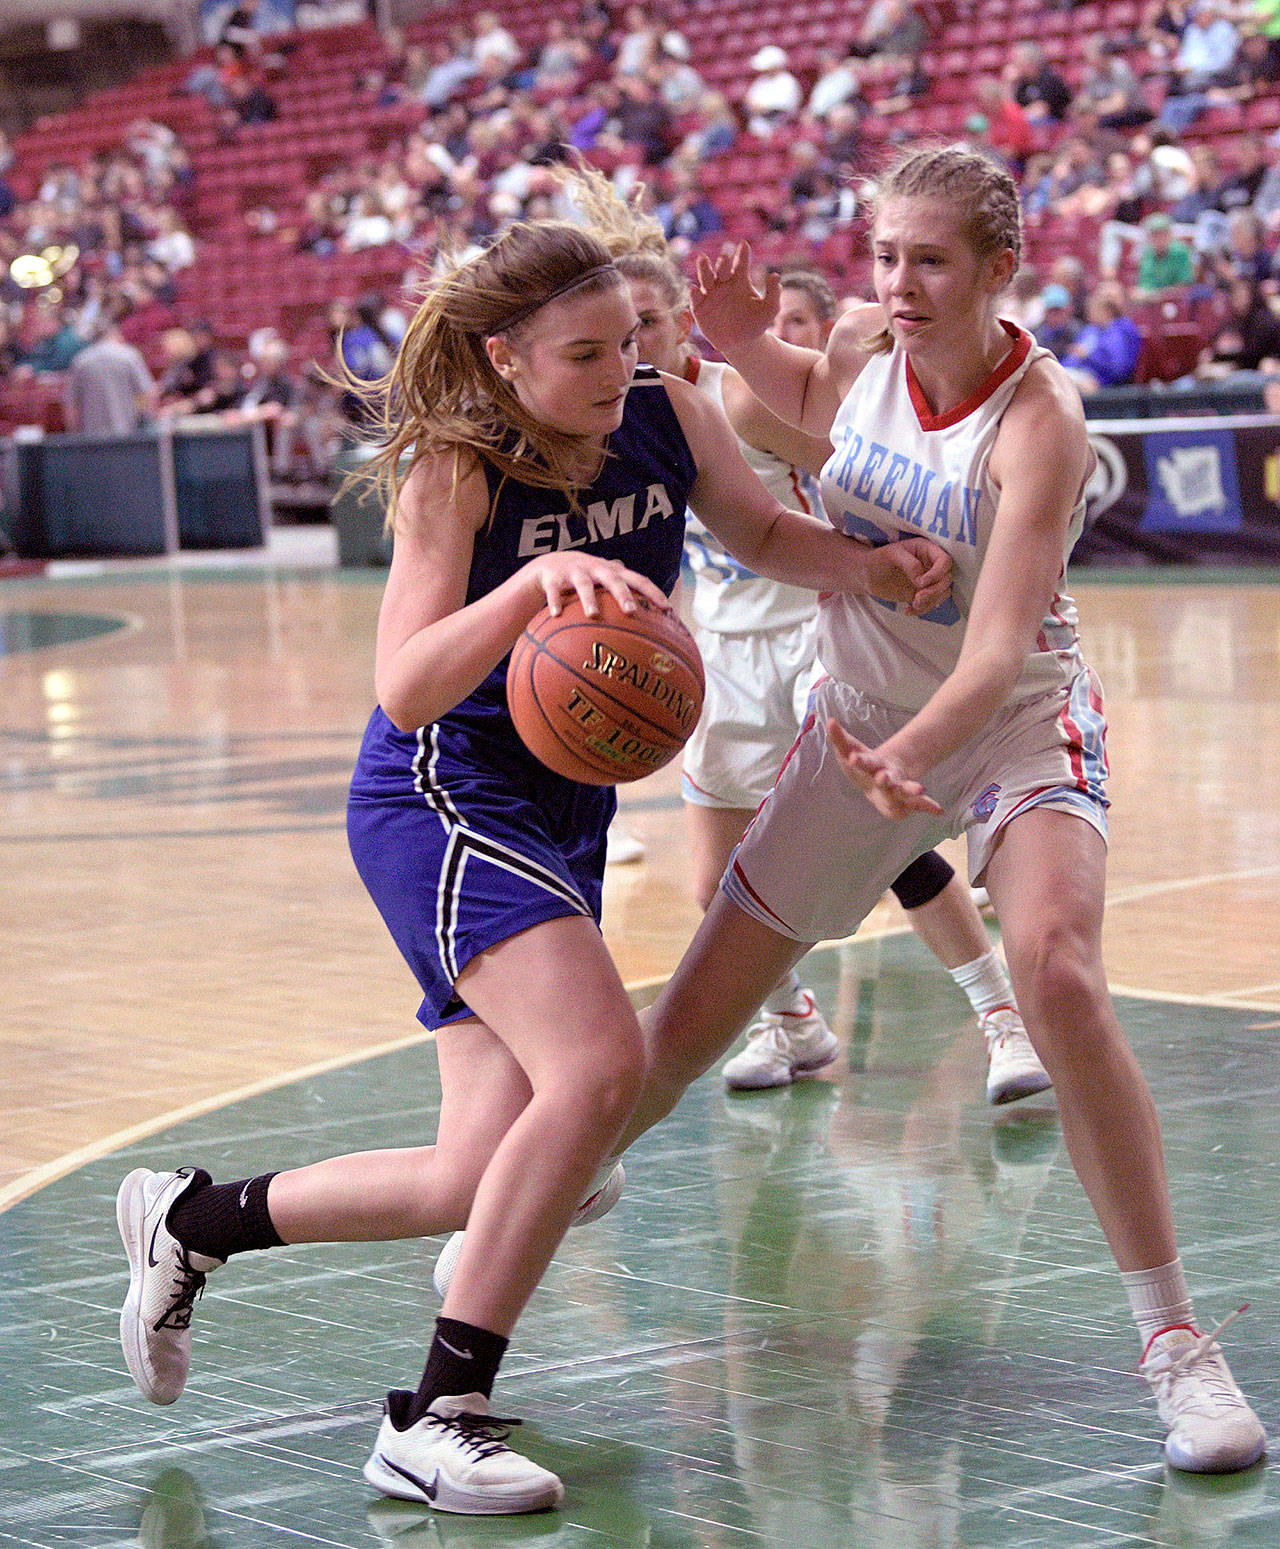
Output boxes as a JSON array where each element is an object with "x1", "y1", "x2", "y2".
[
  {"x1": 0, "y1": 610, "x2": 130, "y2": 656},
  {"x1": 2, "y1": 936, "x2": 1278, "y2": 1548}
]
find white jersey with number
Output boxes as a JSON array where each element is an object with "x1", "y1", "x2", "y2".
[
  {"x1": 684, "y1": 357, "x2": 821, "y2": 636},
  {"x1": 816, "y1": 323, "x2": 1088, "y2": 713}
]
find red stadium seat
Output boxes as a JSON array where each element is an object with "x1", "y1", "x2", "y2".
[
  {"x1": 1134, "y1": 325, "x2": 1208, "y2": 385},
  {"x1": 6, "y1": 0, "x2": 1279, "y2": 405},
  {"x1": 1244, "y1": 96, "x2": 1280, "y2": 132}
]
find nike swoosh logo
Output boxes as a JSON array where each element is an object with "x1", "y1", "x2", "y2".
[
  {"x1": 239, "y1": 1182, "x2": 252, "y2": 1210},
  {"x1": 381, "y1": 1456, "x2": 438, "y2": 1501},
  {"x1": 436, "y1": 1336, "x2": 473, "y2": 1360},
  {"x1": 147, "y1": 1215, "x2": 166, "y2": 1268}
]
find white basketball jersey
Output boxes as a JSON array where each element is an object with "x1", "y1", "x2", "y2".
[
  {"x1": 816, "y1": 324, "x2": 1088, "y2": 712},
  {"x1": 684, "y1": 357, "x2": 821, "y2": 635}
]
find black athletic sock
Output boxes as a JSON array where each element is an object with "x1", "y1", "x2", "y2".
[
  {"x1": 167, "y1": 1171, "x2": 285, "y2": 1260},
  {"x1": 401, "y1": 1317, "x2": 509, "y2": 1427}
]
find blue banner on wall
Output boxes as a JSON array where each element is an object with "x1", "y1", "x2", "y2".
[
  {"x1": 1139, "y1": 426, "x2": 1243, "y2": 535},
  {"x1": 1077, "y1": 415, "x2": 1280, "y2": 565}
]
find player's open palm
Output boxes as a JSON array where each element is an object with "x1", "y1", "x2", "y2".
[
  {"x1": 826, "y1": 720, "x2": 943, "y2": 820},
  {"x1": 692, "y1": 244, "x2": 780, "y2": 357}
]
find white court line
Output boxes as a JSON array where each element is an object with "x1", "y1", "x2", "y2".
[
  {"x1": 1104, "y1": 864, "x2": 1280, "y2": 907},
  {"x1": 1106, "y1": 982, "x2": 1280, "y2": 1013},
  {"x1": 7, "y1": 866, "x2": 1277, "y2": 1214},
  {"x1": 0, "y1": 1028, "x2": 437, "y2": 1214}
]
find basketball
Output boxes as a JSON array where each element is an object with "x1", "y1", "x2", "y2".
[{"x1": 506, "y1": 592, "x2": 704, "y2": 785}]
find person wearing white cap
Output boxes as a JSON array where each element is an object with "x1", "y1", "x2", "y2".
[{"x1": 745, "y1": 45, "x2": 801, "y2": 136}]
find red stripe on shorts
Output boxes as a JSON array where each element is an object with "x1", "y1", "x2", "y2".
[{"x1": 729, "y1": 857, "x2": 795, "y2": 931}]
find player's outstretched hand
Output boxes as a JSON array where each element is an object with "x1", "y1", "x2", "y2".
[
  {"x1": 691, "y1": 244, "x2": 779, "y2": 357},
  {"x1": 859, "y1": 536, "x2": 952, "y2": 616},
  {"x1": 826, "y1": 720, "x2": 943, "y2": 820},
  {"x1": 526, "y1": 553, "x2": 672, "y2": 620}
]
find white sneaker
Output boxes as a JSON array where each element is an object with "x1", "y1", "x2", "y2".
[
  {"x1": 363, "y1": 1391, "x2": 564, "y2": 1514},
  {"x1": 722, "y1": 993, "x2": 838, "y2": 1091},
  {"x1": 1141, "y1": 1319, "x2": 1268, "y2": 1474},
  {"x1": 116, "y1": 1167, "x2": 223, "y2": 1405},
  {"x1": 981, "y1": 1007, "x2": 1052, "y2": 1105},
  {"x1": 432, "y1": 1161, "x2": 624, "y2": 1299},
  {"x1": 605, "y1": 828, "x2": 644, "y2": 865}
]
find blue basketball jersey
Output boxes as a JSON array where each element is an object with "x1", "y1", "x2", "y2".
[
  {"x1": 347, "y1": 367, "x2": 697, "y2": 1027},
  {"x1": 353, "y1": 364, "x2": 696, "y2": 787},
  {"x1": 467, "y1": 364, "x2": 695, "y2": 605}
]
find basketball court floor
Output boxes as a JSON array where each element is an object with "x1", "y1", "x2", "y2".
[{"x1": 3, "y1": 530, "x2": 1279, "y2": 1547}]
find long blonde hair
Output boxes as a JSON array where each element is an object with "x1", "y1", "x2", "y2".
[
  {"x1": 350, "y1": 220, "x2": 625, "y2": 530},
  {"x1": 553, "y1": 161, "x2": 691, "y2": 314},
  {"x1": 862, "y1": 143, "x2": 1022, "y2": 354}
]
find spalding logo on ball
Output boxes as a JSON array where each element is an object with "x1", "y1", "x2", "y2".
[{"x1": 507, "y1": 592, "x2": 704, "y2": 784}]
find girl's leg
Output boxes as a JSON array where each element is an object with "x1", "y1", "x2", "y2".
[
  {"x1": 438, "y1": 914, "x2": 647, "y2": 1337},
  {"x1": 265, "y1": 1020, "x2": 532, "y2": 1242},
  {"x1": 618, "y1": 890, "x2": 810, "y2": 1152},
  {"x1": 361, "y1": 916, "x2": 646, "y2": 1517},
  {"x1": 983, "y1": 807, "x2": 1175, "y2": 1270},
  {"x1": 896, "y1": 856, "x2": 1050, "y2": 1104},
  {"x1": 687, "y1": 801, "x2": 835, "y2": 1090},
  {"x1": 128, "y1": 914, "x2": 647, "y2": 1511},
  {"x1": 165, "y1": 913, "x2": 642, "y2": 1306},
  {"x1": 985, "y1": 808, "x2": 1265, "y2": 1472},
  {"x1": 685, "y1": 800, "x2": 754, "y2": 913},
  {"x1": 117, "y1": 1018, "x2": 535, "y2": 1409},
  {"x1": 895, "y1": 857, "x2": 988, "y2": 968}
]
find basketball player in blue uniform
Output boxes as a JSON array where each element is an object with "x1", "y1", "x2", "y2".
[{"x1": 114, "y1": 219, "x2": 951, "y2": 1515}]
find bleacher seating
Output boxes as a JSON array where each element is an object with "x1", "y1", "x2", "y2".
[{"x1": 2, "y1": 0, "x2": 1278, "y2": 435}]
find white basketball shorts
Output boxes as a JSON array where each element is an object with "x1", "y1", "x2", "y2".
[
  {"x1": 682, "y1": 619, "x2": 818, "y2": 810},
  {"x1": 721, "y1": 668, "x2": 1110, "y2": 943}
]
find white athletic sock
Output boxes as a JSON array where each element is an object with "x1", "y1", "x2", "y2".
[
  {"x1": 949, "y1": 951, "x2": 1015, "y2": 1018},
  {"x1": 1122, "y1": 1257, "x2": 1197, "y2": 1350},
  {"x1": 763, "y1": 970, "x2": 807, "y2": 1017}
]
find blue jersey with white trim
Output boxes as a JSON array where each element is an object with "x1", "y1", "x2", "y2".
[
  {"x1": 351, "y1": 365, "x2": 697, "y2": 793},
  {"x1": 467, "y1": 364, "x2": 693, "y2": 606}
]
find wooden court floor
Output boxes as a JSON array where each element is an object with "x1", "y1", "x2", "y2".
[{"x1": 2, "y1": 551, "x2": 1280, "y2": 1546}]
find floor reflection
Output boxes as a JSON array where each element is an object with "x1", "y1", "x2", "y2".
[{"x1": 134, "y1": 1468, "x2": 220, "y2": 1549}]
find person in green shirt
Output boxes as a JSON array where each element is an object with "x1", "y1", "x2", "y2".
[
  {"x1": 1135, "y1": 212, "x2": 1197, "y2": 291},
  {"x1": 1252, "y1": 0, "x2": 1280, "y2": 40}
]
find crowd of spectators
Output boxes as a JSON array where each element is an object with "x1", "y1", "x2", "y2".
[
  {"x1": 0, "y1": 115, "x2": 208, "y2": 420},
  {"x1": 3, "y1": 0, "x2": 1280, "y2": 466}
]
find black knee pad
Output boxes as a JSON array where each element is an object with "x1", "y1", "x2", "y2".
[{"x1": 890, "y1": 849, "x2": 955, "y2": 911}]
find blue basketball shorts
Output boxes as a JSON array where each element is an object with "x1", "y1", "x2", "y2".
[{"x1": 347, "y1": 714, "x2": 615, "y2": 1029}]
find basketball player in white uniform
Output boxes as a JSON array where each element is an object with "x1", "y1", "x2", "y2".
[
  {"x1": 628, "y1": 257, "x2": 1048, "y2": 1102},
  {"x1": 612, "y1": 146, "x2": 1266, "y2": 1476}
]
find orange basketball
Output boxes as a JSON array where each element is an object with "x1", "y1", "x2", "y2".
[{"x1": 506, "y1": 592, "x2": 704, "y2": 785}]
